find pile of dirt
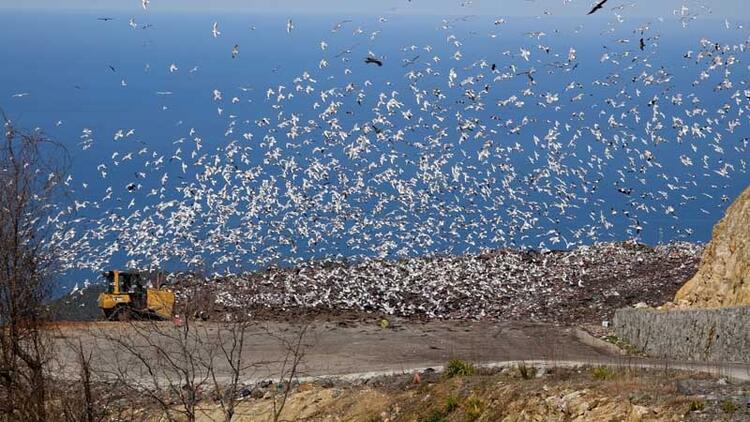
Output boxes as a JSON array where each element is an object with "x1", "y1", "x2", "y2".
[
  {"x1": 675, "y1": 185, "x2": 750, "y2": 308},
  {"x1": 175, "y1": 366, "x2": 750, "y2": 421},
  {"x1": 176, "y1": 241, "x2": 701, "y2": 325}
]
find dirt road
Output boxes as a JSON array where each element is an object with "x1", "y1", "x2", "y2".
[
  {"x1": 50, "y1": 320, "x2": 608, "y2": 379},
  {"x1": 49, "y1": 319, "x2": 750, "y2": 384}
]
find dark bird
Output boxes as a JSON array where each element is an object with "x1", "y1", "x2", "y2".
[
  {"x1": 587, "y1": 0, "x2": 609, "y2": 15},
  {"x1": 365, "y1": 56, "x2": 383, "y2": 66},
  {"x1": 640, "y1": 38, "x2": 646, "y2": 51},
  {"x1": 401, "y1": 56, "x2": 420, "y2": 67},
  {"x1": 97, "y1": 17, "x2": 114, "y2": 21},
  {"x1": 108, "y1": 65, "x2": 116, "y2": 72},
  {"x1": 516, "y1": 70, "x2": 535, "y2": 84},
  {"x1": 617, "y1": 187, "x2": 633, "y2": 196}
]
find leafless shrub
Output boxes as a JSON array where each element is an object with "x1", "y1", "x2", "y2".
[
  {"x1": 101, "y1": 306, "x2": 214, "y2": 421},
  {"x1": 60, "y1": 339, "x2": 99, "y2": 422},
  {"x1": 95, "y1": 296, "x2": 311, "y2": 421},
  {"x1": 268, "y1": 323, "x2": 309, "y2": 422},
  {"x1": 206, "y1": 311, "x2": 256, "y2": 422},
  {"x1": 0, "y1": 114, "x2": 70, "y2": 421},
  {"x1": 49, "y1": 336, "x2": 137, "y2": 422}
]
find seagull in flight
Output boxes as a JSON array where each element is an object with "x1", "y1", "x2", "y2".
[
  {"x1": 212, "y1": 22, "x2": 221, "y2": 38},
  {"x1": 97, "y1": 17, "x2": 114, "y2": 21},
  {"x1": 587, "y1": 0, "x2": 609, "y2": 15},
  {"x1": 141, "y1": 0, "x2": 150, "y2": 10},
  {"x1": 365, "y1": 56, "x2": 383, "y2": 66}
]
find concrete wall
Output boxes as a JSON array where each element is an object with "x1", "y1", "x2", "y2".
[{"x1": 613, "y1": 306, "x2": 750, "y2": 364}]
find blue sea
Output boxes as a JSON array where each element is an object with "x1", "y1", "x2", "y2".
[{"x1": 1, "y1": 10, "x2": 748, "y2": 290}]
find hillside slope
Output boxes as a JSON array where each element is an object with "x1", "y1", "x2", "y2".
[
  {"x1": 675, "y1": 184, "x2": 750, "y2": 307},
  {"x1": 48, "y1": 284, "x2": 106, "y2": 321}
]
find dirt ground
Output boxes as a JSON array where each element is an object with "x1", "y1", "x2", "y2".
[
  {"x1": 50, "y1": 319, "x2": 615, "y2": 382},
  {"x1": 124, "y1": 366, "x2": 750, "y2": 421},
  {"x1": 247, "y1": 369, "x2": 749, "y2": 421},
  {"x1": 46, "y1": 318, "x2": 750, "y2": 421}
]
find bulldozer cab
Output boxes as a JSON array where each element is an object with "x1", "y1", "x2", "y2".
[
  {"x1": 104, "y1": 270, "x2": 146, "y2": 307},
  {"x1": 105, "y1": 270, "x2": 165, "y2": 293},
  {"x1": 98, "y1": 270, "x2": 174, "y2": 320}
]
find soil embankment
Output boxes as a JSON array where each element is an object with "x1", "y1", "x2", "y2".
[{"x1": 675, "y1": 184, "x2": 750, "y2": 307}]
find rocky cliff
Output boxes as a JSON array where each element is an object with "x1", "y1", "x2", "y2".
[{"x1": 675, "y1": 184, "x2": 750, "y2": 307}]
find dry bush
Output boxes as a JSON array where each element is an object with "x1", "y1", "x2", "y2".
[{"x1": 0, "y1": 114, "x2": 71, "y2": 421}]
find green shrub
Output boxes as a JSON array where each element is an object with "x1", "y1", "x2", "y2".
[
  {"x1": 602, "y1": 335, "x2": 641, "y2": 355},
  {"x1": 463, "y1": 396, "x2": 486, "y2": 421},
  {"x1": 517, "y1": 362, "x2": 537, "y2": 380},
  {"x1": 688, "y1": 400, "x2": 705, "y2": 412},
  {"x1": 720, "y1": 399, "x2": 738, "y2": 414},
  {"x1": 591, "y1": 366, "x2": 616, "y2": 380},
  {"x1": 420, "y1": 409, "x2": 444, "y2": 422},
  {"x1": 443, "y1": 359, "x2": 476, "y2": 378},
  {"x1": 443, "y1": 394, "x2": 460, "y2": 413}
]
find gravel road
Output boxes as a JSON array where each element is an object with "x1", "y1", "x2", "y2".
[
  {"x1": 50, "y1": 320, "x2": 612, "y2": 381},
  {"x1": 48, "y1": 319, "x2": 750, "y2": 386}
]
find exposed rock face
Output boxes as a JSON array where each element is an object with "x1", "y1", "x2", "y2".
[{"x1": 675, "y1": 184, "x2": 750, "y2": 307}]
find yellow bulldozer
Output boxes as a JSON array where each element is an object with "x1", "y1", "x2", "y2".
[{"x1": 97, "y1": 270, "x2": 175, "y2": 321}]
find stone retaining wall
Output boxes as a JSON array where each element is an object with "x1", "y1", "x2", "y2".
[{"x1": 613, "y1": 306, "x2": 750, "y2": 364}]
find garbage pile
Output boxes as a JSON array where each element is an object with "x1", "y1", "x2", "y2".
[{"x1": 176, "y1": 241, "x2": 702, "y2": 325}]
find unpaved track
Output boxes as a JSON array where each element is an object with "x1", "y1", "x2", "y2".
[{"x1": 48, "y1": 320, "x2": 750, "y2": 383}]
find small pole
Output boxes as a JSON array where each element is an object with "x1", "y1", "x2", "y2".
[{"x1": 658, "y1": 227, "x2": 663, "y2": 245}]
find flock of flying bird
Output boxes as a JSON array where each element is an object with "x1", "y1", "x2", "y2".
[
  {"x1": 13, "y1": 1, "x2": 749, "y2": 310},
  {"x1": 196, "y1": 241, "x2": 702, "y2": 321}
]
